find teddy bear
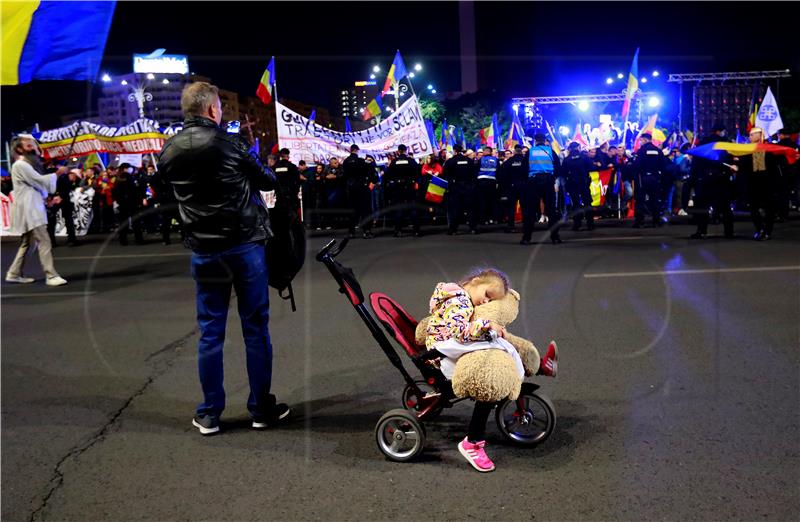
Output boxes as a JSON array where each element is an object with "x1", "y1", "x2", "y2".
[{"x1": 414, "y1": 288, "x2": 541, "y2": 402}]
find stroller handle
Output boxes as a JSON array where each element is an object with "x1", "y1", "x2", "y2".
[{"x1": 315, "y1": 237, "x2": 350, "y2": 262}]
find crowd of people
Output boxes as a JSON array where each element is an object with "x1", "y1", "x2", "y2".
[{"x1": 270, "y1": 125, "x2": 799, "y2": 244}]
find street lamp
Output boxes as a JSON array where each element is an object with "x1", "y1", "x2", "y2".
[
  {"x1": 372, "y1": 65, "x2": 380, "y2": 73},
  {"x1": 617, "y1": 73, "x2": 624, "y2": 79},
  {"x1": 652, "y1": 70, "x2": 660, "y2": 77},
  {"x1": 369, "y1": 74, "x2": 376, "y2": 80},
  {"x1": 414, "y1": 63, "x2": 422, "y2": 72},
  {"x1": 640, "y1": 77, "x2": 648, "y2": 84},
  {"x1": 431, "y1": 89, "x2": 437, "y2": 94},
  {"x1": 606, "y1": 77, "x2": 613, "y2": 85},
  {"x1": 427, "y1": 84, "x2": 433, "y2": 90},
  {"x1": 409, "y1": 72, "x2": 415, "y2": 79}
]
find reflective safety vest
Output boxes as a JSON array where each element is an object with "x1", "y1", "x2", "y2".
[
  {"x1": 528, "y1": 145, "x2": 555, "y2": 177},
  {"x1": 477, "y1": 156, "x2": 498, "y2": 179}
]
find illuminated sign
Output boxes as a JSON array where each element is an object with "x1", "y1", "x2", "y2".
[
  {"x1": 354, "y1": 80, "x2": 377, "y2": 87},
  {"x1": 133, "y1": 53, "x2": 189, "y2": 74}
]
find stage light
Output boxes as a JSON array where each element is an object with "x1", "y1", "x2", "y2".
[
  {"x1": 578, "y1": 100, "x2": 590, "y2": 111},
  {"x1": 606, "y1": 78, "x2": 613, "y2": 85},
  {"x1": 427, "y1": 84, "x2": 433, "y2": 90},
  {"x1": 414, "y1": 63, "x2": 422, "y2": 71},
  {"x1": 162, "y1": 78, "x2": 169, "y2": 84},
  {"x1": 559, "y1": 126, "x2": 571, "y2": 137},
  {"x1": 431, "y1": 89, "x2": 437, "y2": 94},
  {"x1": 652, "y1": 70, "x2": 660, "y2": 77},
  {"x1": 648, "y1": 96, "x2": 661, "y2": 108},
  {"x1": 409, "y1": 72, "x2": 415, "y2": 78},
  {"x1": 372, "y1": 65, "x2": 380, "y2": 73},
  {"x1": 101, "y1": 73, "x2": 111, "y2": 83},
  {"x1": 369, "y1": 74, "x2": 375, "y2": 79},
  {"x1": 640, "y1": 77, "x2": 648, "y2": 84},
  {"x1": 617, "y1": 73, "x2": 624, "y2": 79},
  {"x1": 512, "y1": 104, "x2": 520, "y2": 113},
  {"x1": 146, "y1": 73, "x2": 155, "y2": 80},
  {"x1": 121, "y1": 80, "x2": 128, "y2": 85}
]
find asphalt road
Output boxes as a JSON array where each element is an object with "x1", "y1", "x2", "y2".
[{"x1": 2, "y1": 217, "x2": 799, "y2": 521}]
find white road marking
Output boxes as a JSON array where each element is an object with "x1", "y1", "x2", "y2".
[{"x1": 584, "y1": 265, "x2": 800, "y2": 279}]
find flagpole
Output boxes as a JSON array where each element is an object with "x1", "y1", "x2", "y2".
[{"x1": 271, "y1": 56, "x2": 278, "y2": 103}]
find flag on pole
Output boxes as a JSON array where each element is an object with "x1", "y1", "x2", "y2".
[
  {"x1": 633, "y1": 114, "x2": 667, "y2": 151},
  {"x1": 381, "y1": 50, "x2": 408, "y2": 97},
  {"x1": 571, "y1": 124, "x2": 588, "y2": 148},
  {"x1": 425, "y1": 175, "x2": 448, "y2": 203},
  {"x1": 479, "y1": 114, "x2": 499, "y2": 148},
  {"x1": 1, "y1": 1, "x2": 117, "y2": 85},
  {"x1": 506, "y1": 113, "x2": 525, "y2": 149},
  {"x1": 256, "y1": 56, "x2": 276, "y2": 105},
  {"x1": 545, "y1": 121, "x2": 563, "y2": 156},
  {"x1": 425, "y1": 120, "x2": 438, "y2": 151},
  {"x1": 363, "y1": 97, "x2": 382, "y2": 121},
  {"x1": 745, "y1": 86, "x2": 759, "y2": 133},
  {"x1": 621, "y1": 48, "x2": 640, "y2": 120},
  {"x1": 754, "y1": 86, "x2": 783, "y2": 138},
  {"x1": 309, "y1": 109, "x2": 316, "y2": 125},
  {"x1": 345, "y1": 117, "x2": 352, "y2": 133}
]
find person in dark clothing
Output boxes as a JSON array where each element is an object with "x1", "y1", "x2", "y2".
[
  {"x1": 740, "y1": 127, "x2": 782, "y2": 240},
  {"x1": 342, "y1": 144, "x2": 377, "y2": 238},
  {"x1": 689, "y1": 125, "x2": 736, "y2": 239},
  {"x1": 272, "y1": 149, "x2": 301, "y2": 210},
  {"x1": 157, "y1": 81, "x2": 288, "y2": 435},
  {"x1": 520, "y1": 134, "x2": 561, "y2": 244},
  {"x1": 384, "y1": 144, "x2": 420, "y2": 236},
  {"x1": 631, "y1": 133, "x2": 667, "y2": 228},
  {"x1": 148, "y1": 166, "x2": 181, "y2": 245},
  {"x1": 322, "y1": 157, "x2": 343, "y2": 228},
  {"x1": 561, "y1": 142, "x2": 594, "y2": 231},
  {"x1": 112, "y1": 163, "x2": 145, "y2": 245},
  {"x1": 496, "y1": 144, "x2": 527, "y2": 232},
  {"x1": 47, "y1": 167, "x2": 80, "y2": 246},
  {"x1": 307, "y1": 163, "x2": 325, "y2": 229},
  {"x1": 442, "y1": 144, "x2": 477, "y2": 234}
]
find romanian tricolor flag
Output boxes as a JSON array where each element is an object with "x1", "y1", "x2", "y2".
[
  {"x1": 686, "y1": 142, "x2": 799, "y2": 165},
  {"x1": 545, "y1": 121, "x2": 563, "y2": 156},
  {"x1": 621, "y1": 48, "x2": 640, "y2": 120},
  {"x1": 381, "y1": 50, "x2": 408, "y2": 97},
  {"x1": 633, "y1": 114, "x2": 667, "y2": 151},
  {"x1": 425, "y1": 175, "x2": 448, "y2": 204},
  {"x1": 571, "y1": 124, "x2": 588, "y2": 148},
  {"x1": 479, "y1": 114, "x2": 499, "y2": 148},
  {"x1": 256, "y1": 56, "x2": 276, "y2": 105},
  {"x1": 506, "y1": 112, "x2": 525, "y2": 149},
  {"x1": 1, "y1": 1, "x2": 117, "y2": 85},
  {"x1": 363, "y1": 96, "x2": 382, "y2": 121}
]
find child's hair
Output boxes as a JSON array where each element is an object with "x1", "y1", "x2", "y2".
[{"x1": 458, "y1": 267, "x2": 510, "y2": 293}]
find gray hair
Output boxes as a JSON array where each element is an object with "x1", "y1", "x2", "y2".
[{"x1": 181, "y1": 81, "x2": 219, "y2": 118}]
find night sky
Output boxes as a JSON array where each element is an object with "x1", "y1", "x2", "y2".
[{"x1": 2, "y1": 1, "x2": 798, "y2": 137}]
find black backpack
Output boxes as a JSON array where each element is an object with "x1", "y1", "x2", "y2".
[{"x1": 266, "y1": 182, "x2": 306, "y2": 311}]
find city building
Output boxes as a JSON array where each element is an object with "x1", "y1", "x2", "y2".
[{"x1": 339, "y1": 80, "x2": 380, "y2": 119}]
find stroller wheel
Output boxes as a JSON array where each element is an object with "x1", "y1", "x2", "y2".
[
  {"x1": 402, "y1": 381, "x2": 443, "y2": 419},
  {"x1": 375, "y1": 409, "x2": 426, "y2": 462},
  {"x1": 495, "y1": 383, "x2": 556, "y2": 447}
]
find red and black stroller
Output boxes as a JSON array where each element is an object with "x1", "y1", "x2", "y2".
[{"x1": 316, "y1": 238, "x2": 556, "y2": 461}]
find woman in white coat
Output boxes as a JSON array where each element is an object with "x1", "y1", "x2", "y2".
[{"x1": 5, "y1": 135, "x2": 67, "y2": 286}]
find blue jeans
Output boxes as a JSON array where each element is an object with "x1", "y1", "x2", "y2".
[{"x1": 191, "y1": 241, "x2": 273, "y2": 419}]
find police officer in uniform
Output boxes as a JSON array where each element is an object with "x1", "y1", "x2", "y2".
[
  {"x1": 562, "y1": 142, "x2": 594, "y2": 231},
  {"x1": 496, "y1": 144, "x2": 527, "y2": 232},
  {"x1": 274, "y1": 148, "x2": 301, "y2": 212},
  {"x1": 521, "y1": 133, "x2": 561, "y2": 244},
  {"x1": 631, "y1": 133, "x2": 667, "y2": 228},
  {"x1": 442, "y1": 144, "x2": 477, "y2": 234},
  {"x1": 475, "y1": 146, "x2": 499, "y2": 231},
  {"x1": 342, "y1": 144, "x2": 377, "y2": 238},
  {"x1": 689, "y1": 124, "x2": 736, "y2": 239},
  {"x1": 384, "y1": 144, "x2": 420, "y2": 237}
]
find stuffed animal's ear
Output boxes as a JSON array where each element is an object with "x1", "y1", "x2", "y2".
[{"x1": 508, "y1": 288, "x2": 520, "y2": 300}]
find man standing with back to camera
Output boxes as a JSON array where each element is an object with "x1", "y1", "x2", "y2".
[{"x1": 158, "y1": 82, "x2": 289, "y2": 435}]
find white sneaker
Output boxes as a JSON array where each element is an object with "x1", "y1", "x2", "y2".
[
  {"x1": 537, "y1": 216, "x2": 546, "y2": 224},
  {"x1": 678, "y1": 209, "x2": 688, "y2": 216},
  {"x1": 45, "y1": 276, "x2": 68, "y2": 287},
  {"x1": 5, "y1": 274, "x2": 34, "y2": 284}
]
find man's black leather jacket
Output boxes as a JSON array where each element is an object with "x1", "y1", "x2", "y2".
[{"x1": 158, "y1": 117, "x2": 277, "y2": 252}]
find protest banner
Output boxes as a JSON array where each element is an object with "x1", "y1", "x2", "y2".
[
  {"x1": 36, "y1": 119, "x2": 166, "y2": 160},
  {"x1": 276, "y1": 95, "x2": 433, "y2": 165}
]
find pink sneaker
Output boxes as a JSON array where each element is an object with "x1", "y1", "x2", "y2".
[
  {"x1": 458, "y1": 437, "x2": 495, "y2": 472},
  {"x1": 537, "y1": 340, "x2": 558, "y2": 377}
]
